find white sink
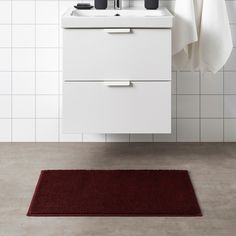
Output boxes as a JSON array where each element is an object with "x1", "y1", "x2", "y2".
[
  {"x1": 62, "y1": 8, "x2": 173, "y2": 28},
  {"x1": 72, "y1": 9, "x2": 165, "y2": 17}
]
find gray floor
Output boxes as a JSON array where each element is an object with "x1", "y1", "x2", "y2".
[{"x1": 0, "y1": 143, "x2": 236, "y2": 236}]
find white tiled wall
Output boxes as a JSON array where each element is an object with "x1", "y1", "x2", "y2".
[{"x1": 0, "y1": 0, "x2": 236, "y2": 142}]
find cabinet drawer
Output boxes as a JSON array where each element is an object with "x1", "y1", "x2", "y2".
[
  {"x1": 63, "y1": 29, "x2": 171, "y2": 81},
  {"x1": 63, "y1": 81, "x2": 171, "y2": 133}
]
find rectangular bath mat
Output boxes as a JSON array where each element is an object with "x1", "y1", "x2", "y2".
[{"x1": 27, "y1": 170, "x2": 202, "y2": 217}]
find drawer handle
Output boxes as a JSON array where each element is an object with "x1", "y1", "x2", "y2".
[
  {"x1": 104, "y1": 28, "x2": 131, "y2": 34},
  {"x1": 104, "y1": 81, "x2": 131, "y2": 87}
]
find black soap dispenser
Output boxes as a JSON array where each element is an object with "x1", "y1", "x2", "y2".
[
  {"x1": 145, "y1": 0, "x2": 159, "y2": 10},
  {"x1": 95, "y1": 0, "x2": 107, "y2": 9}
]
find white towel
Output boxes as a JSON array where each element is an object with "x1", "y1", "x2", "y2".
[
  {"x1": 187, "y1": 0, "x2": 203, "y2": 70},
  {"x1": 172, "y1": 0, "x2": 233, "y2": 73},
  {"x1": 199, "y1": 0, "x2": 233, "y2": 73},
  {"x1": 172, "y1": 0, "x2": 198, "y2": 69}
]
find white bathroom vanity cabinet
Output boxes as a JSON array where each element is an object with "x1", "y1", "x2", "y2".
[{"x1": 62, "y1": 8, "x2": 173, "y2": 134}]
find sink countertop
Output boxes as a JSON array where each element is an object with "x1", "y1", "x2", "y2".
[{"x1": 62, "y1": 7, "x2": 174, "y2": 28}]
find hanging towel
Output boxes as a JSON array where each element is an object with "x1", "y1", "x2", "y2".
[
  {"x1": 199, "y1": 0, "x2": 233, "y2": 73},
  {"x1": 187, "y1": 0, "x2": 203, "y2": 70},
  {"x1": 172, "y1": 0, "x2": 198, "y2": 69},
  {"x1": 172, "y1": 0, "x2": 233, "y2": 73}
]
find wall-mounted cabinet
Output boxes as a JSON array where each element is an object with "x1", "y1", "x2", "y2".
[{"x1": 62, "y1": 8, "x2": 173, "y2": 134}]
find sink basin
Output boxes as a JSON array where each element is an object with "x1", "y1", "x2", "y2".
[
  {"x1": 62, "y1": 8, "x2": 173, "y2": 28},
  {"x1": 72, "y1": 9, "x2": 165, "y2": 17}
]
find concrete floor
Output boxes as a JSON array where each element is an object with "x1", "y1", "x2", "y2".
[{"x1": 0, "y1": 143, "x2": 236, "y2": 236}]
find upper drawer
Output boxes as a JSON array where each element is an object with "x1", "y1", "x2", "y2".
[{"x1": 63, "y1": 28, "x2": 171, "y2": 81}]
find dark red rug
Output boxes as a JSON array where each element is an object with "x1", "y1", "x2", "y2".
[{"x1": 27, "y1": 170, "x2": 202, "y2": 217}]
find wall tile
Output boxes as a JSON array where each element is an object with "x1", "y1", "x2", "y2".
[
  {"x1": 12, "y1": 1, "x2": 35, "y2": 24},
  {"x1": 106, "y1": 134, "x2": 130, "y2": 142},
  {"x1": 201, "y1": 95, "x2": 223, "y2": 118},
  {"x1": 224, "y1": 72, "x2": 236, "y2": 94},
  {"x1": 0, "y1": 72, "x2": 11, "y2": 95},
  {"x1": 201, "y1": 72, "x2": 223, "y2": 95},
  {"x1": 59, "y1": 27, "x2": 63, "y2": 48},
  {"x1": 12, "y1": 95, "x2": 35, "y2": 118},
  {"x1": 177, "y1": 95, "x2": 199, "y2": 118},
  {"x1": 130, "y1": 134, "x2": 153, "y2": 142},
  {"x1": 172, "y1": 95, "x2": 176, "y2": 118},
  {"x1": 0, "y1": 1, "x2": 11, "y2": 24},
  {"x1": 59, "y1": 72, "x2": 63, "y2": 94},
  {"x1": 224, "y1": 48, "x2": 236, "y2": 71},
  {"x1": 226, "y1": 1, "x2": 236, "y2": 23},
  {"x1": 159, "y1": 0, "x2": 175, "y2": 10},
  {"x1": 0, "y1": 49, "x2": 11, "y2": 71},
  {"x1": 172, "y1": 72, "x2": 177, "y2": 94},
  {"x1": 12, "y1": 72, "x2": 35, "y2": 95},
  {"x1": 129, "y1": 1, "x2": 143, "y2": 8},
  {"x1": 36, "y1": 1, "x2": 59, "y2": 25},
  {"x1": 12, "y1": 49, "x2": 35, "y2": 71},
  {"x1": 177, "y1": 72, "x2": 199, "y2": 94},
  {"x1": 59, "y1": 94, "x2": 63, "y2": 119},
  {"x1": 177, "y1": 119, "x2": 200, "y2": 142},
  {"x1": 230, "y1": 24, "x2": 236, "y2": 47},
  {"x1": 12, "y1": 119, "x2": 35, "y2": 142},
  {"x1": 224, "y1": 95, "x2": 236, "y2": 118},
  {"x1": 36, "y1": 72, "x2": 59, "y2": 94},
  {"x1": 12, "y1": 25, "x2": 35, "y2": 48},
  {"x1": 59, "y1": 0, "x2": 78, "y2": 17},
  {"x1": 0, "y1": 119, "x2": 11, "y2": 142},
  {"x1": 59, "y1": 48, "x2": 63, "y2": 71},
  {"x1": 224, "y1": 119, "x2": 236, "y2": 142},
  {"x1": 36, "y1": 95, "x2": 58, "y2": 118},
  {"x1": 36, "y1": 119, "x2": 59, "y2": 142},
  {"x1": 36, "y1": 48, "x2": 59, "y2": 71},
  {"x1": 83, "y1": 134, "x2": 106, "y2": 142},
  {"x1": 36, "y1": 25, "x2": 59, "y2": 48},
  {"x1": 201, "y1": 119, "x2": 223, "y2": 142},
  {"x1": 0, "y1": 96, "x2": 11, "y2": 118},
  {"x1": 0, "y1": 25, "x2": 11, "y2": 47},
  {"x1": 59, "y1": 119, "x2": 82, "y2": 142}
]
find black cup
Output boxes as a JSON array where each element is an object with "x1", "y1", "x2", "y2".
[
  {"x1": 95, "y1": 0, "x2": 107, "y2": 9},
  {"x1": 145, "y1": 0, "x2": 159, "y2": 10}
]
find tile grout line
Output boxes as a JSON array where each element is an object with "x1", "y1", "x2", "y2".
[
  {"x1": 152, "y1": 71, "x2": 155, "y2": 142},
  {"x1": 34, "y1": 0, "x2": 37, "y2": 142},
  {"x1": 223, "y1": 65, "x2": 225, "y2": 142},
  {"x1": 1, "y1": 91, "x2": 232, "y2": 96},
  {"x1": 199, "y1": 71, "x2": 201, "y2": 143},
  {"x1": 2, "y1": 117, "x2": 235, "y2": 120},
  {"x1": 0, "y1": 47, "x2": 61, "y2": 49},
  {"x1": 2, "y1": 117, "x2": 236, "y2": 120},
  {"x1": 58, "y1": 0, "x2": 60, "y2": 142},
  {"x1": 176, "y1": 71, "x2": 178, "y2": 142},
  {"x1": 5, "y1": 70, "x2": 236, "y2": 74},
  {"x1": 10, "y1": 0, "x2": 13, "y2": 142},
  {"x1": 4, "y1": 46, "x2": 236, "y2": 50},
  {"x1": 175, "y1": 71, "x2": 177, "y2": 142}
]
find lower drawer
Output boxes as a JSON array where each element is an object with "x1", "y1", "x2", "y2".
[{"x1": 63, "y1": 81, "x2": 171, "y2": 133}]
